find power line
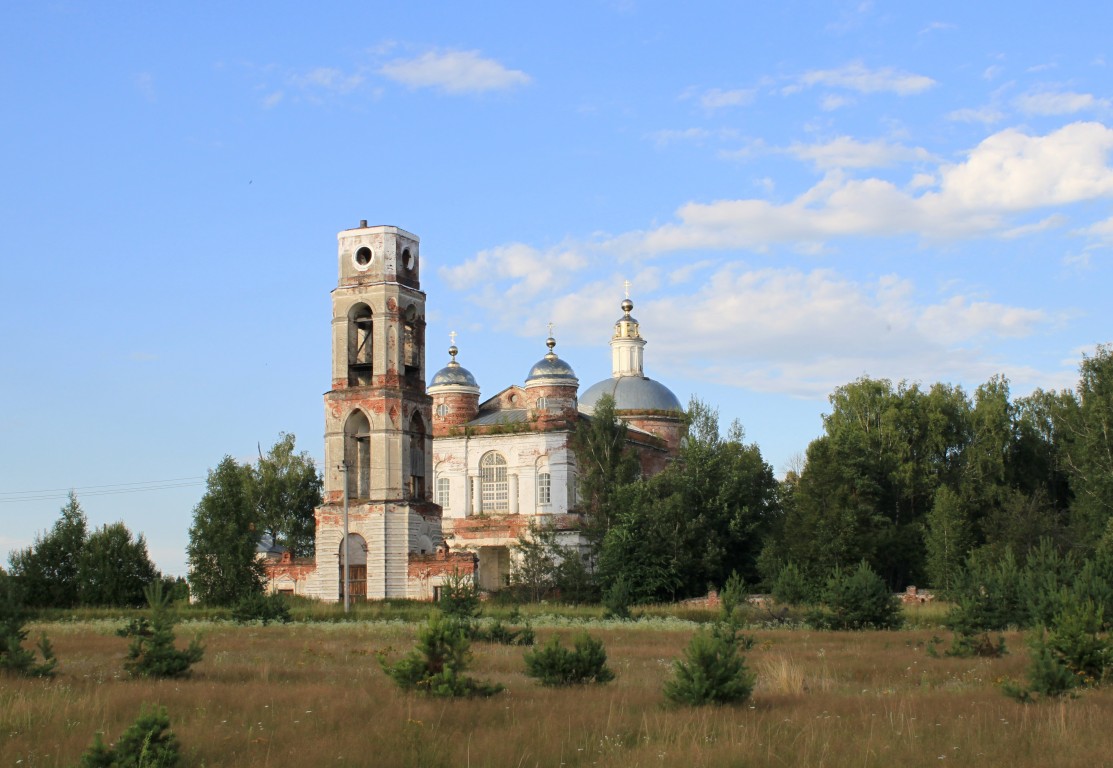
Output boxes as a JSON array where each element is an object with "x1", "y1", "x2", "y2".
[{"x1": 0, "y1": 477, "x2": 206, "y2": 504}]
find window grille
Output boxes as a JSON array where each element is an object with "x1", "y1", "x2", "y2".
[
  {"x1": 537, "y1": 472, "x2": 551, "y2": 505},
  {"x1": 480, "y1": 452, "x2": 509, "y2": 511}
]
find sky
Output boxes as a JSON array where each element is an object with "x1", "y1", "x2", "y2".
[{"x1": 2, "y1": 1, "x2": 1111, "y2": 577}]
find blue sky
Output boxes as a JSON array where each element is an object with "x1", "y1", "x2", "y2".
[{"x1": 2, "y1": 2, "x2": 1111, "y2": 577}]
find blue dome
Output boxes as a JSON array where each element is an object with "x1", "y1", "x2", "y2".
[{"x1": 579, "y1": 375, "x2": 682, "y2": 414}]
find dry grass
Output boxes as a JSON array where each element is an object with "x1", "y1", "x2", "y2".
[{"x1": 3, "y1": 621, "x2": 1112, "y2": 767}]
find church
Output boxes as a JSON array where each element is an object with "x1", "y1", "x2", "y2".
[{"x1": 264, "y1": 222, "x2": 684, "y2": 600}]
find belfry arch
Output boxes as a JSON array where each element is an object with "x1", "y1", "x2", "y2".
[
  {"x1": 347, "y1": 303, "x2": 373, "y2": 386},
  {"x1": 408, "y1": 411, "x2": 427, "y2": 500},
  {"x1": 343, "y1": 410, "x2": 371, "y2": 499}
]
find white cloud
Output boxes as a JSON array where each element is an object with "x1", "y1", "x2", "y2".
[
  {"x1": 947, "y1": 106, "x2": 1005, "y2": 124},
  {"x1": 537, "y1": 267, "x2": 1057, "y2": 399},
  {"x1": 916, "y1": 295, "x2": 1048, "y2": 344},
  {"x1": 920, "y1": 21, "x2": 956, "y2": 35},
  {"x1": 821, "y1": 94, "x2": 854, "y2": 111},
  {"x1": 623, "y1": 122, "x2": 1113, "y2": 254},
  {"x1": 649, "y1": 128, "x2": 711, "y2": 148},
  {"x1": 262, "y1": 91, "x2": 284, "y2": 109},
  {"x1": 292, "y1": 67, "x2": 364, "y2": 93},
  {"x1": 795, "y1": 62, "x2": 936, "y2": 95},
  {"x1": 787, "y1": 136, "x2": 932, "y2": 169},
  {"x1": 440, "y1": 242, "x2": 587, "y2": 306},
  {"x1": 379, "y1": 49, "x2": 530, "y2": 94},
  {"x1": 1079, "y1": 214, "x2": 1113, "y2": 245},
  {"x1": 699, "y1": 88, "x2": 755, "y2": 110},
  {"x1": 1014, "y1": 90, "x2": 1110, "y2": 116},
  {"x1": 1000, "y1": 214, "x2": 1068, "y2": 239}
]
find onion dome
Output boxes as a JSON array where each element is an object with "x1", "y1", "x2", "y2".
[
  {"x1": 429, "y1": 340, "x2": 480, "y2": 393},
  {"x1": 525, "y1": 335, "x2": 578, "y2": 386}
]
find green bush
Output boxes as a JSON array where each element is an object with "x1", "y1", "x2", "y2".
[
  {"x1": 663, "y1": 622, "x2": 754, "y2": 706},
  {"x1": 78, "y1": 705, "x2": 181, "y2": 768},
  {"x1": 232, "y1": 591, "x2": 292, "y2": 625},
  {"x1": 771, "y1": 562, "x2": 813, "y2": 606},
  {"x1": 1005, "y1": 597, "x2": 1112, "y2": 702},
  {"x1": 474, "y1": 618, "x2": 534, "y2": 646},
  {"x1": 719, "y1": 571, "x2": 749, "y2": 625},
  {"x1": 118, "y1": 581, "x2": 203, "y2": 679},
  {"x1": 380, "y1": 612, "x2": 502, "y2": 697},
  {"x1": 820, "y1": 561, "x2": 902, "y2": 630},
  {"x1": 947, "y1": 548, "x2": 1029, "y2": 632},
  {"x1": 0, "y1": 570, "x2": 56, "y2": 678},
  {"x1": 523, "y1": 632, "x2": 614, "y2": 686},
  {"x1": 602, "y1": 575, "x2": 634, "y2": 620},
  {"x1": 438, "y1": 571, "x2": 481, "y2": 623}
]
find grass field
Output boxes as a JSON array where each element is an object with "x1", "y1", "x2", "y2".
[{"x1": 3, "y1": 611, "x2": 1112, "y2": 767}]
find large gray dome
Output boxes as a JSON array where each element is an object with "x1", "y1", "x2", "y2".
[
  {"x1": 579, "y1": 375, "x2": 682, "y2": 414},
  {"x1": 430, "y1": 361, "x2": 479, "y2": 389}
]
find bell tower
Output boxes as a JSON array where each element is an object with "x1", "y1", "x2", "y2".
[{"x1": 310, "y1": 222, "x2": 439, "y2": 600}]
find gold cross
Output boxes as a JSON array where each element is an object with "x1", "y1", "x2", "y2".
[
  {"x1": 624, "y1": 279, "x2": 631, "y2": 299},
  {"x1": 547, "y1": 321, "x2": 555, "y2": 337},
  {"x1": 449, "y1": 330, "x2": 457, "y2": 346}
]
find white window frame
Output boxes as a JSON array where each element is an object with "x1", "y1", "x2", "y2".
[
  {"x1": 480, "y1": 452, "x2": 509, "y2": 511},
  {"x1": 537, "y1": 471, "x2": 551, "y2": 505}
]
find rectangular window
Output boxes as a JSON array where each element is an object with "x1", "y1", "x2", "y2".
[
  {"x1": 437, "y1": 477, "x2": 451, "y2": 508},
  {"x1": 537, "y1": 472, "x2": 551, "y2": 505}
]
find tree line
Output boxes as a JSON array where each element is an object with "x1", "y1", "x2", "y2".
[
  {"x1": 532, "y1": 343, "x2": 1113, "y2": 604},
  {"x1": 3, "y1": 433, "x2": 321, "y2": 609},
  {"x1": 6, "y1": 347, "x2": 1111, "y2": 609}
]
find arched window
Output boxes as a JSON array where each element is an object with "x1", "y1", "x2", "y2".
[
  {"x1": 480, "y1": 452, "x2": 508, "y2": 512},
  {"x1": 343, "y1": 410, "x2": 371, "y2": 499},
  {"x1": 403, "y1": 305, "x2": 420, "y2": 378},
  {"x1": 536, "y1": 396, "x2": 548, "y2": 412},
  {"x1": 338, "y1": 533, "x2": 367, "y2": 601},
  {"x1": 347, "y1": 304, "x2": 373, "y2": 386},
  {"x1": 408, "y1": 412, "x2": 426, "y2": 499},
  {"x1": 537, "y1": 471, "x2": 551, "y2": 505},
  {"x1": 436, "y1": 477, "x2": 450, "y2": 508}
]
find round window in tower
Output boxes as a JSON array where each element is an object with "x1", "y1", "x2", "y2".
[
  {"x1": 436, "y1": 403, "x2": 449, "y2": 418},
  {"x1": 354, "y1": 246, "x2": 374, "y2": 270}
]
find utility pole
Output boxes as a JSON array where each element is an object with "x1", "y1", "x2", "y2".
[{"x1": 338, "y1": 460, "x2": 350, "y2": 613}]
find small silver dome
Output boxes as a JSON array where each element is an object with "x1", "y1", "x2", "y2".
[
  {"x1": 579, "y1": 375, "x2": 682, "y2": 414},
  {"x1": 525, "y1": 336, "x2": 578, "y2": 385},
  {"x1": 430, "y1": 361, "x2": 479, "y2": 388},
  {"x1": 429, "y1": 342, "x2": 480, "y2": 390}
]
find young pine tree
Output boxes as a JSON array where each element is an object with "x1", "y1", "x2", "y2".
[
  {"x1": 118, "y1": 581, "x2": 203, "y2": 679},
  {"x1": 664, "y1": 621, "x2": 755, "y2": 706},
  {"x1": 380, "y1": 611, "x2": 502, "y2": 698},
  {"x1": 523, "y1": 632, "x2": 615, "y2": 686},
  {"x1": 0, "y1": 569, "x2": 56, "y2": 678},
  {"x1": 78, "y1": 706, "x2": 181, "y2": 768}
]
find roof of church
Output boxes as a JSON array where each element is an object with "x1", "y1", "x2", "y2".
[
  {"x1": 579, "y1": 374, "x2": 683, "y2": 414},
  {"x1": 466, "y1": 408, "x2": 530, "y2": 426}
]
